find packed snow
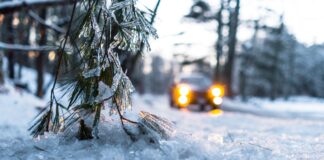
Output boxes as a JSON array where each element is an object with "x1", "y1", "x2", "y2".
[{"x1": 0, "y1": 81, "x2": 324, "y2": 159}]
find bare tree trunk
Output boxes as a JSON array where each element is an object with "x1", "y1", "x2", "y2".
[
  {"x1": 17, "y1": 12, "x2": 31, "y2": 80},
  {"x1": 270, "y1": 20, "x2": 284, "y2": 100},
  {"x1": 214, "y1": 0, "x2": 224, "y2": 82},
  {"x1": 3, "y1": 12, "x2": 15, "y2": 79},
  {"x1": 240, "y1": 20, "x2": 259, "y2": 100},
  {"x1": 36, "y1": 9, "x2": 47, "y2": 97},
  {"x1": 7, "y1": 51, "x2": 15, "y2": 79},
  {"x1": 0, "y1": 0, "x2": 9, "y2": 83},
  {"x1": 224, "y1": 0, "x2": 239, "y2": 97},
  {"x1": 270, "y1": 52, "x2": 279, "y2": 100},
  {"x1": 286, "y1": 43, "x2": 296, "y2": 99},
  {"x1": 0, "y1": 53, "x2": 3, "y2": 84},
  {"x1": 239, "y1": 70, "x2": 247, "y2": 101}
]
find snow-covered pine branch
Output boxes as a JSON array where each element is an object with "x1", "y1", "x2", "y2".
[{"x1": 29, "y1": 0, "x2": 169, "y2": 142}]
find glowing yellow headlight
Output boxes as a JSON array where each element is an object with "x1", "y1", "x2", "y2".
[
  {"x1": 173, "y1": 84, "x2": 191, "y2": 107},
  {"x1": 179, "y1": 85, "x2": 190, "y2": 95},
  {"x1": 213, "y1": 97, "x2": 223, "y2": 105},
  {"x1": 178, "y1": 96, "x2": 188, "y2": 105},
  {"x1": 212, "y1": 88, "x2": 222, "y2": 97},
  {"x1": 209, "y1": 85, "x2": 224, "y2": 97}
]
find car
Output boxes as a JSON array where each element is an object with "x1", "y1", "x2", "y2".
[{"x1": 169, "y1": 73, "x2": 224, "y2": 110}]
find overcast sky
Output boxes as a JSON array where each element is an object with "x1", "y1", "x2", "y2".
[
  {"x1": 144, "y1": 0, "x2": 324, "y2": 59},
  {"x1": 241, "y1": 0, "x2": 324, "y2": 44}
]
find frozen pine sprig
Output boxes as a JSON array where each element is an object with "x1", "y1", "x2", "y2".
[
  {"x1": 29, "y1": 0, "x2": 158, "y2": 139},
  {"x1": 112, "y1": 70, "x2": 135, "y2": 114},
  {"x1": 104, "y1": 0, "x2": 158, "y2": 52},
  {"x1": 139, "y1": 111, "x2": 175, "y2": 140}
]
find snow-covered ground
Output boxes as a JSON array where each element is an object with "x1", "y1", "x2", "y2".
[
  {"x1": 0, "y1": 82, "x2": 324, "y2": 159},
  {"x1": 222, "y1": 96, "x2": 324, "y2": 120}
]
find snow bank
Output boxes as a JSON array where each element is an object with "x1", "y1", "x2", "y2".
[
  {"x1": 0, "y1": 82, "x2": 45, "y2": 139},
  {"x1": 222, "y1": 96, "x2": 324, "y2": 120}
]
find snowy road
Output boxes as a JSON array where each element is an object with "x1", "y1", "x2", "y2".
[
  {"x1": 0, "y1": 88, "x2": 324, "y2": 159},
  {"x1": 133, "y1": 95, "x2": 324, "y2": 159}
]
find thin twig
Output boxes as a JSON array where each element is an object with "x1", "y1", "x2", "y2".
[
  {"x1": 115, "y1": 97, "x2": 137, "y2": 141},
  {"x1": 150, "y1": 0, "x2": 161, "y2": 24},
  {"x1": 47, "y1": 0, "x2": 77, "y2": 131},
  {"x1": 100, "y1": 95, "x2": 114, "y2": 103},
  {"x1": 50, "y1": 1, "x2": 77, "y2": 101},
  {"x1": 33, "y1": 145, "x2": 49, "y2": 153},
  {"x1": 247, "y1": 142, "x2": 273, "y2": 151},
  {"x1": 122, "y1": 117, "x2": 138, "y2": 124}
]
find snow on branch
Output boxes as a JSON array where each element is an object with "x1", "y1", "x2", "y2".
[
  {"x1": 28, "y1": 10, "x2": 65, "y2": 33},
  {"x1": 0, "y1": 41, "x2": 58, "y2": 51},
  {"x1": 0, "y1": 0, "x2": 79, "y2": 14}
]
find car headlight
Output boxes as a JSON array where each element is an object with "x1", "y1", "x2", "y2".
[
  {"x1": 210, "y1": 85, "x2": 224, "y2": 97},
  {"x1": 178, "y1": 96, "x2": 188, "y2": 105},
  {"x1": 212, "y1": 88, "x2": 222, "y2": 97},
  {"x1": 213, "y1": 97, "x2": 223, "y2": 105},
  {"x1": 179, "y1": 85, "x2": 190, "y2": 95},
  {"x1": 174, "y1": 84, "x2": 191, "y2": 107}
]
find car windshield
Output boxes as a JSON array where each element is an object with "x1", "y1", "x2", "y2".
[{"x1": 179, "y1": 75, "x2": 212, "y2": 88}]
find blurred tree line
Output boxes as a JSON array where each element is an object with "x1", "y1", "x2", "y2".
[
  {"x1": 0, "y1": 0, "x2": 75, "y2": 97},
  {"x1": 240, "y1": 26, "x2": 324, "y2": 99},
  {"x1": 186, "y1": 0, "x2": 324, "y2": 99}
]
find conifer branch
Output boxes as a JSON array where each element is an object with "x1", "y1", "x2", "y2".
[{"x1": 30, "y1": 0, "x2": 157, "y2": 139}]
